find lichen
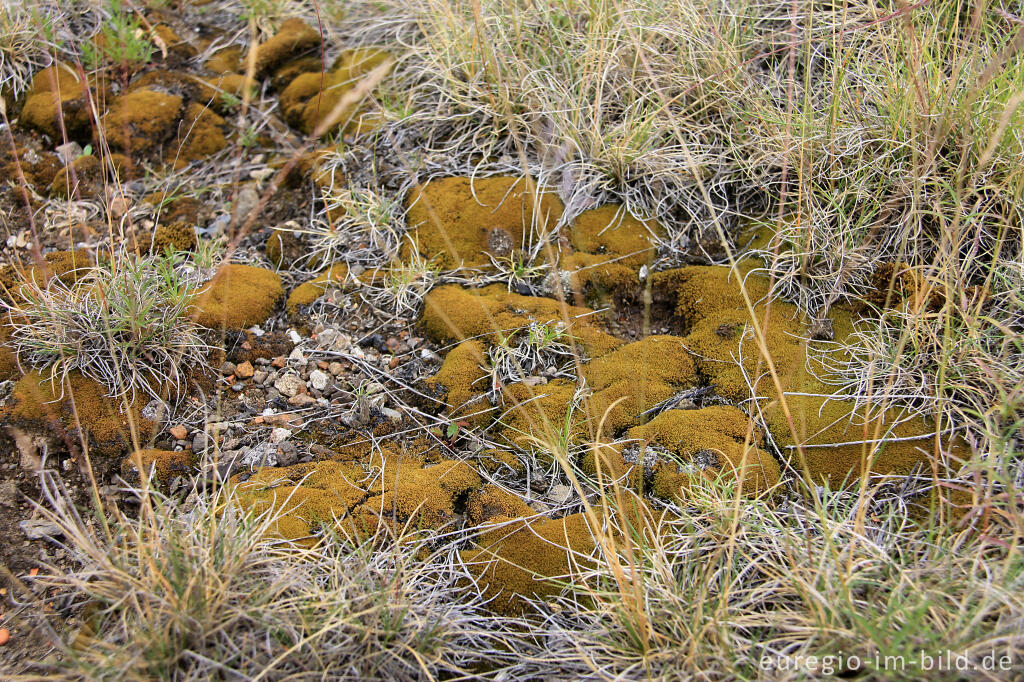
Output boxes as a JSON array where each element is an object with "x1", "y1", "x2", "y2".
[
  {"x1": 191, "y1": 264, "x2": 283, "y2": 329},
  {"x1": 403, "y1": 176, "x2": 564, "y2": 269}
]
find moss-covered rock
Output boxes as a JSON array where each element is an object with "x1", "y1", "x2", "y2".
[
  {"x1": 254, "y1": 18, "x2": 321, "y2": 76},
  {"x1": 150, "y1": 221, "x2": 198, "y2": 253},
  {"x1": 285, "y1": 264, "x2": 348, "y2": 316},
  {"x1": 569, "y1": 204, "x2": 662, "y2": 270},
  {"x1": 424, "y1": 339, "x2": 493, "y2": 426},
  {"x1": 403, "y1": 176, "x2": 564, "y2": 269},
  {"x1": 169, "y1": 102, "x2": 228, "y2": 168},
  {"x1": 191, "y1": 264, "x2": 283, "y2": 329}
]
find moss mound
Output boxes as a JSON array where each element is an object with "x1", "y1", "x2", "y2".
[
  {"x1": 421, "y1": 284, "x2": 622, "y2": 358},
  {"x1": 232, "y1": 448, "x2": 483, "y2": 546},
  {"x1": 424, "y1": 339, "x2": 493, "y2": 426},
  {"x1": 581, "y1": 335, "x2": 697, "y2": 434},
  {"x1": 103, "y1": 88, "x2": 183, "y2": 154},
  {"x1": 191, "y1": 264, "x2": 283, "y2": 329},
  {"x1": 403, "y1": 176, "x2": 564, "y2": 269},
  {"x1": 0, "y1": 250, "x2": 94, "y2": 303},
  {"x1": 19, "y1": 64, "x2": 94, "y2": 139},
  {"x1": 5, "y1": 370, "x2": 156, "y2": 461},
  {"x1": 278, "y1": 48, "x2": 391, "y2": 136},
  {"x1": 461, "y1": 512, "x2": 595, "y2": 615},
  {"x1": 627, "y1": 406, "x2": 780, "y2": 500},
  {"x1": 285, "y1": 264, "x2": 348, "y2": 315},
  {"x1": 121, "y1": 448, "x2": 196, "y2": 488},
  {"x1": 150, "y1": 221, "x2": 197, "y2": 253},
  {"x1": 254, "y1": 18, "x2": 321, "y2": 76},
  {"x1": 569, "y1": 204, "x2": 662, "y2": 270},
  {"x1": 169, "y1": 102, "x2": 227, "y2": 168}
]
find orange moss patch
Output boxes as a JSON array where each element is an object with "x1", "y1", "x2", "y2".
[
  {"x1": 20, "y1": 64, "x2": 94, "y2": 139},
  {"x1": 278, "y1": 48, "x2": 391, "y2": 136},
  {"x1": 499, "y1": 378, "x2": 582, "y2": 451},
  {"x1": 169, "y1": 102, "x2": 227, "y2": 168},
  {"x1": 232, "y1": 450, "x2": 482, "y2": 545},
  {"x1": 103, "y1": 88, "x2": 183, "y2": 154},
  {"x1": 420, "y1": 284, "x2": 622, "y2": 358},
  {"x1": 5, "y1": 370, "x2": 156, "y2": 460},
  {"x1": 205, "y1": 46, "x2": 243, "y2": 74},
  {"x1": 461, "y1": 512, "x2": 595, "y2": 615},
  {"x1": 191, "y1": 264, "x2": 283, "y2": 329},
  {"x1": 121, "y1": 448, "x2": 196, "y2": 487},
  {"x1": 581, "y1": 335, "x2": 697, "y2": 434},
  {"x1": 48, "y1": 154, "x2": 100, "y2": 198},
  {"x1": 560, "y1": 251, "x2": 639, "y2": 304},
  {"x1": 425, "y1": 339, "x2": 492, "y2": 426},
  {"x1": 761, "y1": 395, "x2": 968, "y2": 488},
  {"x1": 628, "y1": 406, "x2": 779, "y2": 500},
  {"x1": 285, "y1": 264, "x2": 348, "y2": 315},
  {"x1": 254, "y1": 18, "x2": 321, "y2": 76},
  {"x1": 403, "y1": 176, "x2": 564, "y2": 269},
  {"x1": 569, "y1": 204, "x2": 662, "y2": 270},
  {"x1": 466, "y1": 485, "x2": 536, "y2": 524}
]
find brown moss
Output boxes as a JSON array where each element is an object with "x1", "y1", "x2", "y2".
[
  {"x1": 2, "y1": 148, "x2": 62, "y2": 193},
  {"x1": 569, "y1": 204, "x2": 662, "y2": 270},
  {"x1": 6, "y1": 369, "x2": 156, "y2": 460},
  {"x1": 191, "y1": 264, "x2": 283, "y2": 329},
  {"x1": 254, "y1": 19, "x2": 321, "y2": 76},
  {"x1": 232, "y1": 450, "x2": 482, "y2": 545},
  {"x1": 151, "y1": 25, "x2": 196, "y2": 61},
  {"x1": 403, "y1": 176, "x2": 564, "y2": 269},
  {"x1": 0, "y1": 250, "x2": 94, "y2": 303},
  {"x1": 581, "y1": 335, "x2": 697, "y2": 434},
  {"x1": 103, "y1": 88, "x2": 183, "y2": 154},
  {"x1": 461, "y1": 512, "x2": 595, "y2": 615},
  {"x1": 425, "y1": 339, "x2": 492, "y2": 426},
  {"x1": 48, "y1": 154, "x2": 101, "y2": 198},
  {"x1": 761, "y1": 393, "x2": 969, "y2": 488},
  {"x1": 560, "y1": 252, "x2": 639, "y2": 304},
  {"x1": 285, "y1": 264, "x2": 348, "y2": 315},
  {"x1": 0, "y1": 323, "x2": 21, "y2": 382},
  {"x1": 278, "y1": 48, "x2": 391, "y2": 136},
  {"x1": 150, "y1": 221, "x2": 197, "y2": 253},
  {"x1": 205, "y1": 46, "x2": 242, "y2": 74},
  {"x1": 169, "y1": 102, "x2": 227, "y2": 168},
  {"x1": 628, "y1": 406, "x2": 780, "y2": 500},
  {"x1": 271, "y1": 56, "x2": 322, "y2": 90},
  {"x1": 19, "y1": 64, "x2": 93, "y2": 139},
  {"x1": 466, "y1": 485, "x2": 536, "y2": 524},
  {"x1": 265, "y1": 226, "x2": 306, "y2": 268},
  {"x1": 420, "y1": 284, "x2": 622, "y2": 358},
  {"x1": 121, "y1": 448, "x2": 196, "y2": 488}
]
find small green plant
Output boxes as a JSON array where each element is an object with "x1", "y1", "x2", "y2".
[
  {"x1": 239, "y1": 125, "x2": 259, "y2": 148},
  {"x1": 6, "y1": 249, "x2": 211, "y2": 402},
  {"x1": 80, "y1": 0, "x2": 154, "y2": 82},
  {"x1": 485, "y1": 321, "x2": 579, "y2": 405}
]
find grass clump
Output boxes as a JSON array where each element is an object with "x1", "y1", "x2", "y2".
[{"x1": 6, "y1": 250, "x2": 210, "y2": 403}]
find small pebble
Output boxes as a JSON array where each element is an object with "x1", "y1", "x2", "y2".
[
  {"x1": 169, "y1": 425, "x2": 188, "y2": 440},
  {"x1": 0, "y1": 627, "x2": 9, "y2": 646},
  {"x1": 235, "y1": 361, "x2": 254, "y2": 379}
]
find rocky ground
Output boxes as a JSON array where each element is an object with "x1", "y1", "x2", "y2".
[{"x1": 0, "y1": 2, "x2": 977, "y2": 675}]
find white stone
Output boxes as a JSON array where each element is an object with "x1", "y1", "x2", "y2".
[
  {"x1": 273, "y1": 373, "x2": 304, "y2": 397},
  {"x1": 309, "y1": 369, "x2": 329, "y2": 391}
]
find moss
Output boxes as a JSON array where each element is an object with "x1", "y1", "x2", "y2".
[
  {"x1": 761, "y1": 394, "x2": 969, "y2": 488},
  {"x1": 285, "y1": 264, "x2": 348, "y2": 315},
  {"x1": 569, "y1": 204, "x2": 662, "y2": 270},
  {"x1": 581, "y1": 335, "x2": 697, "y2": 434},
  {"x1": 2, "y1": 147, "x2": 62, "y2": 193},
  {"x1": 191, "y1": 264, "x2": 283, "y2": 329},
  {"x1": 271, "y1": 56, "x2": 322, "y2": 90},
  {"x1": 403, "y1": 176, "x2": 564, "y2": 269},
  {"x1": 205, "y1": 46, "x2": 242, "y2": 74},
  {"x1": 560, "y1": 252, "x2": 639, "y2": 305},
  {"x1": 499, "y1": 378, "x2": 581, "y2": 451},
  {"x1": 151, "y1": 221, "x2": 197, "y2": 253},
  {"x1": 278, "y1": 48, "x2": 391, "y2": 136},
  {"x1": 0, "y1": 250, "x2": 94, "y2": 303},
  {"x1": 121, "y1": 448, "x2": 196, "y2": 488},
  {"x1": 103, "y1": 88, "x2": 183, "y2": 154},
  {"x1": 6, "y1": 369, "x2": 156, "y2": 460},
  {"x1": 254, "y1": 18, "x2": 321, "y2": 76},
  {"x1": 232, "y1": 449, "x2": 482, "y2": 545},
  {"x1": 420, "y1": 284, "x2": 623, "y2": 358},
  {"x1": 19, "y1": 64, "x2": 94, "y2": 139},
  {"x1": 627, "y1": 406, "x2": 780, "y2": 500},
  {"x1": 424, "y1": 339, "x2": 492, "y2": 426},
  {"x1": 466, "y1": 485, "x2": 536, "y2": 524},
  {"x1": 169, "y1": 102, "x2": 227, "y2": 168},
  {"x1": 265, "y1": 226, "x2": 306, "y2": 268},
  {"x1": 152, "y1": 24, "x2": 196, "y2": 61},
  {"x1": 461, "y1": 512, "x2": 595, "y2": 615},
  {"x1": 48, "y1": 154, "x2": 101, "y2": 198},
  {"x1": 0, "y1": 323, "x2": 21, "y2": 382}
]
